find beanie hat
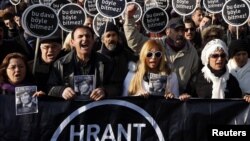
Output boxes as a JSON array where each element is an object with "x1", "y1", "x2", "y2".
[
  {"x1": 228, "y1": 39, "x2": 249, "y2": 58},
  {"x1": 201, "y1": 39, "x2": 228, "y2": 65},
  {"x1": 99, "y1": 22, "x2": 119, "y2": 37}
]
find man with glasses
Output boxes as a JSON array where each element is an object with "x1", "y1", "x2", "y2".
[
  {"x1": 123, "y1": 4, "x2": 199, "y2": 95},
  {"x1": 30, "y1": 33, "x2": 67, "y2": 92}
]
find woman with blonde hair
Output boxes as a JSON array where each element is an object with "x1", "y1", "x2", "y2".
[
  {"x1": 123, "y1": 39, "x2": 179, "y2": 98},
  {"x1": 62, "y1": 31, "x2": 73, "y2": 52}
]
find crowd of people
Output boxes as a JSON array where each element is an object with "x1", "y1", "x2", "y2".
[{"x1": 0, "y1": 0, "x2": 250, "y2": 103}]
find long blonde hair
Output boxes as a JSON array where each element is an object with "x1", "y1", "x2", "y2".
[{"x1": 128, "y1": 40, "x2": 171, "y2": 95}]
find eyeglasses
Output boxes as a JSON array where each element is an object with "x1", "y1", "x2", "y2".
[
  {"x1": 146, "y1": 51, "x2": 162, "y2": 58},
  {"x1": 210, "y1": 53, "x2": 226, "y2": 59},
  {"x1": 7, "y1": 65, "x2": 25, "y2": 70},
  {"x1": 184, "y1": 28, "x2": 195, "y2": 32}
]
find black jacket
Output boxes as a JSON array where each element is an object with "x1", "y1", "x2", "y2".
[
  {"x1": 29, "y1": 50, "x2": 69, "y2": 92},
  {"x1": 99, "y1": 43, "x2": 138, "y2": 97},
  {"x1": 188, "y1": 72, "x2": 242, "y2": 98},
  {"x1": 47, "y1": 49, "x2": 113, "y2": 99}
]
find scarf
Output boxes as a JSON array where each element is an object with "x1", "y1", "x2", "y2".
[
  {"x1": 101, "y1": 43, "x2": 122, "y2": 57},
  {"x1": 202, "y1": 65, "x2": 229, "y2": 99}
]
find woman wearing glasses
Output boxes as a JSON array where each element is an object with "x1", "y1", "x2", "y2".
[
  {"x1": 123, "y1": 40, "x2": 179, "y2": 98},
  {"x1": 0, "y1": 53, "x2": 44, "y2": 96},
  {"x1": 184, "y1": 39, "x2": 245, "y2": 100}
]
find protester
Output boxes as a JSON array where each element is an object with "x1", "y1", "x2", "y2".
[
  {"x1": 2, "y1": 12, "x2": 19, "y2": 38},
  {"x1": 98, "y1": 22, "x2": 138, "y2": 97},
  {"x1": 0, "y1": 20, "x2": 34, "y2": 62},
  {"x1": 223, "y1": 24, "x2": 250, "y2": 46},
  {"x1": 123, "y1": 39, "x2": 179, "y2": 98},
  {"x1": 184, "y1": 18, "x2": 202, "y2": 54},
  {"x1": 227, "y1": 39, "x2": 250, "y2": 102},
  {"x1": 123, "y1": 4, "x2": 199, "y2": 94},
  {"x1": 201, "y1": 25, "x2": 224, "y2": 47},
  {"x1": 62, "y1": 31, "x2": 73, "y2": 52},
  {"x1": 30, "y1": 34, "x2": 67, "y2": 92},
  {"x1": 199, "y1": 15, "x2": 212, "y2": 32},
  {"x1": 47, "y1": 25, "x2": 113, "y2": 101},
  {"x1": 191, "y1": 7, "x2": 204, "y2": 30},
  {"x1": 84, "y1": 15, "x2": 93, "y2": 29},
  {"x1": 0, "y1": 53, "x2": 44, "y2": 97},
  {"x1": 183, "y1": 39, "x2": 250, "y2": 102}
]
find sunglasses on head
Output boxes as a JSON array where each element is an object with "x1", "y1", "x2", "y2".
[
  {"x1": 146, "y1": 51, "x2": 162, "y2": 58},
  {"x1": 184, "y1": 28, "x2": 195, "y2": 32},
  {"x1": 210, "y1": 53, "x2": 226, "y2": 59}
]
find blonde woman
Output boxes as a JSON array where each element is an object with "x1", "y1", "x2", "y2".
[
  {"x1": 62, "y1": 32, "x2": 73, "y2": 52},
  {"x1": 123, "y1": 40, "x2": 179, "y2": 98}
]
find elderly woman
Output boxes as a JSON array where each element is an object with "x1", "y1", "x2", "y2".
[
  {"x1": 227, "y1": 39, "x2": 250, "y2": 102},
  {"x1": 0, "y1": 53, "x2": 44, "y2": 96},
  {"x1": 183, "y1": 39, "x2": 245, "y2": 100},
  {"x1": 123, "y1": 39, "x2": 179, "y2": 99}
]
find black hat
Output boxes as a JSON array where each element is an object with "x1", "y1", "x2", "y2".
[
  {"x1": 40, "y1": 32, "x2": 62, "y2": 44},
  {"x1": 99, "y1": 22, "x2": 119, "y2": 37},
  {"x1": 167, "y1": 17, "x2": 185, "y2": 29},
  {"x1": 229, "y1": 39, "x2": 249, "y2": 58}
]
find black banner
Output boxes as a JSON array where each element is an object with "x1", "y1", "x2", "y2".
[{"x1": 0, "y1": 95, "x2": 250, "y2": 141}]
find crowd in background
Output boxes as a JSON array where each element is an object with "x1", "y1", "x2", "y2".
[{"x1": 0, "y1": 0, "x2": 250, "y2": 103}]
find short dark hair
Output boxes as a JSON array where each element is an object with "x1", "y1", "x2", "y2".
[
  {"x1": 2, "y1": 12, "x2": 14, "y2": 21},
  {"x1": 184, "y1": 18, "x2": 195, "y2": 27},
  {"x1": 71, "y1": 25, "x2": 95, "y2": 39}
]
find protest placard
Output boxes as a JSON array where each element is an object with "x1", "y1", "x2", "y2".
[
  {"x1": 58, "y1": 3, "x2": 86, "y2": 32},
  {"x1": 142, "y1": 7, "x2": 168, "y2": 33}
]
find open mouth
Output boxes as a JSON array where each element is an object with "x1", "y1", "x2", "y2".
[
  {"x1": 15, "y1": 74, "x2": 21, "y2": 78},
  {"x1": 80, "y1": 44, "x2": 88, "y2": 48}
]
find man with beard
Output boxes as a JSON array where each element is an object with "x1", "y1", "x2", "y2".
[
  {"x1": 123, "y1": 4, "x2": 199, "y2": 94},
  {"x1": 47, "y1": 25, "x2": 113, "y2": 101},
  {"x1": 98, "y1": 23, "x2": 138, "y2": 97}
]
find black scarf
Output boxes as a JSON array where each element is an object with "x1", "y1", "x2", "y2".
[
  {"x1": 207, "y1": 64, "x2": 226, "y2": 77},
  {"x1": 101, "y1": 43, "x2": 122, "y2": 57}
]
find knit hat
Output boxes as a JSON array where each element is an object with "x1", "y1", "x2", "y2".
[
  {"x1": 228, "y1": 39, "x2": 249, "y2": 58},
  {"x1": 201, "y1": 39, "x2": 228, "y2": 65},
  {"x1": 99, "y1": 22, "x2": 119, "y2": 37}
]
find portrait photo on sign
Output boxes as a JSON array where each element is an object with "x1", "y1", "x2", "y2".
[
  {"x1": 149, "y1": 73, "x2": 168, "y2": 96},
  {"x1": 15, "y1": 86, "x2": 38, "y2": 115},
  {"x1": 74, "y1": 75, "x2": 95, "y2": 97}
]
